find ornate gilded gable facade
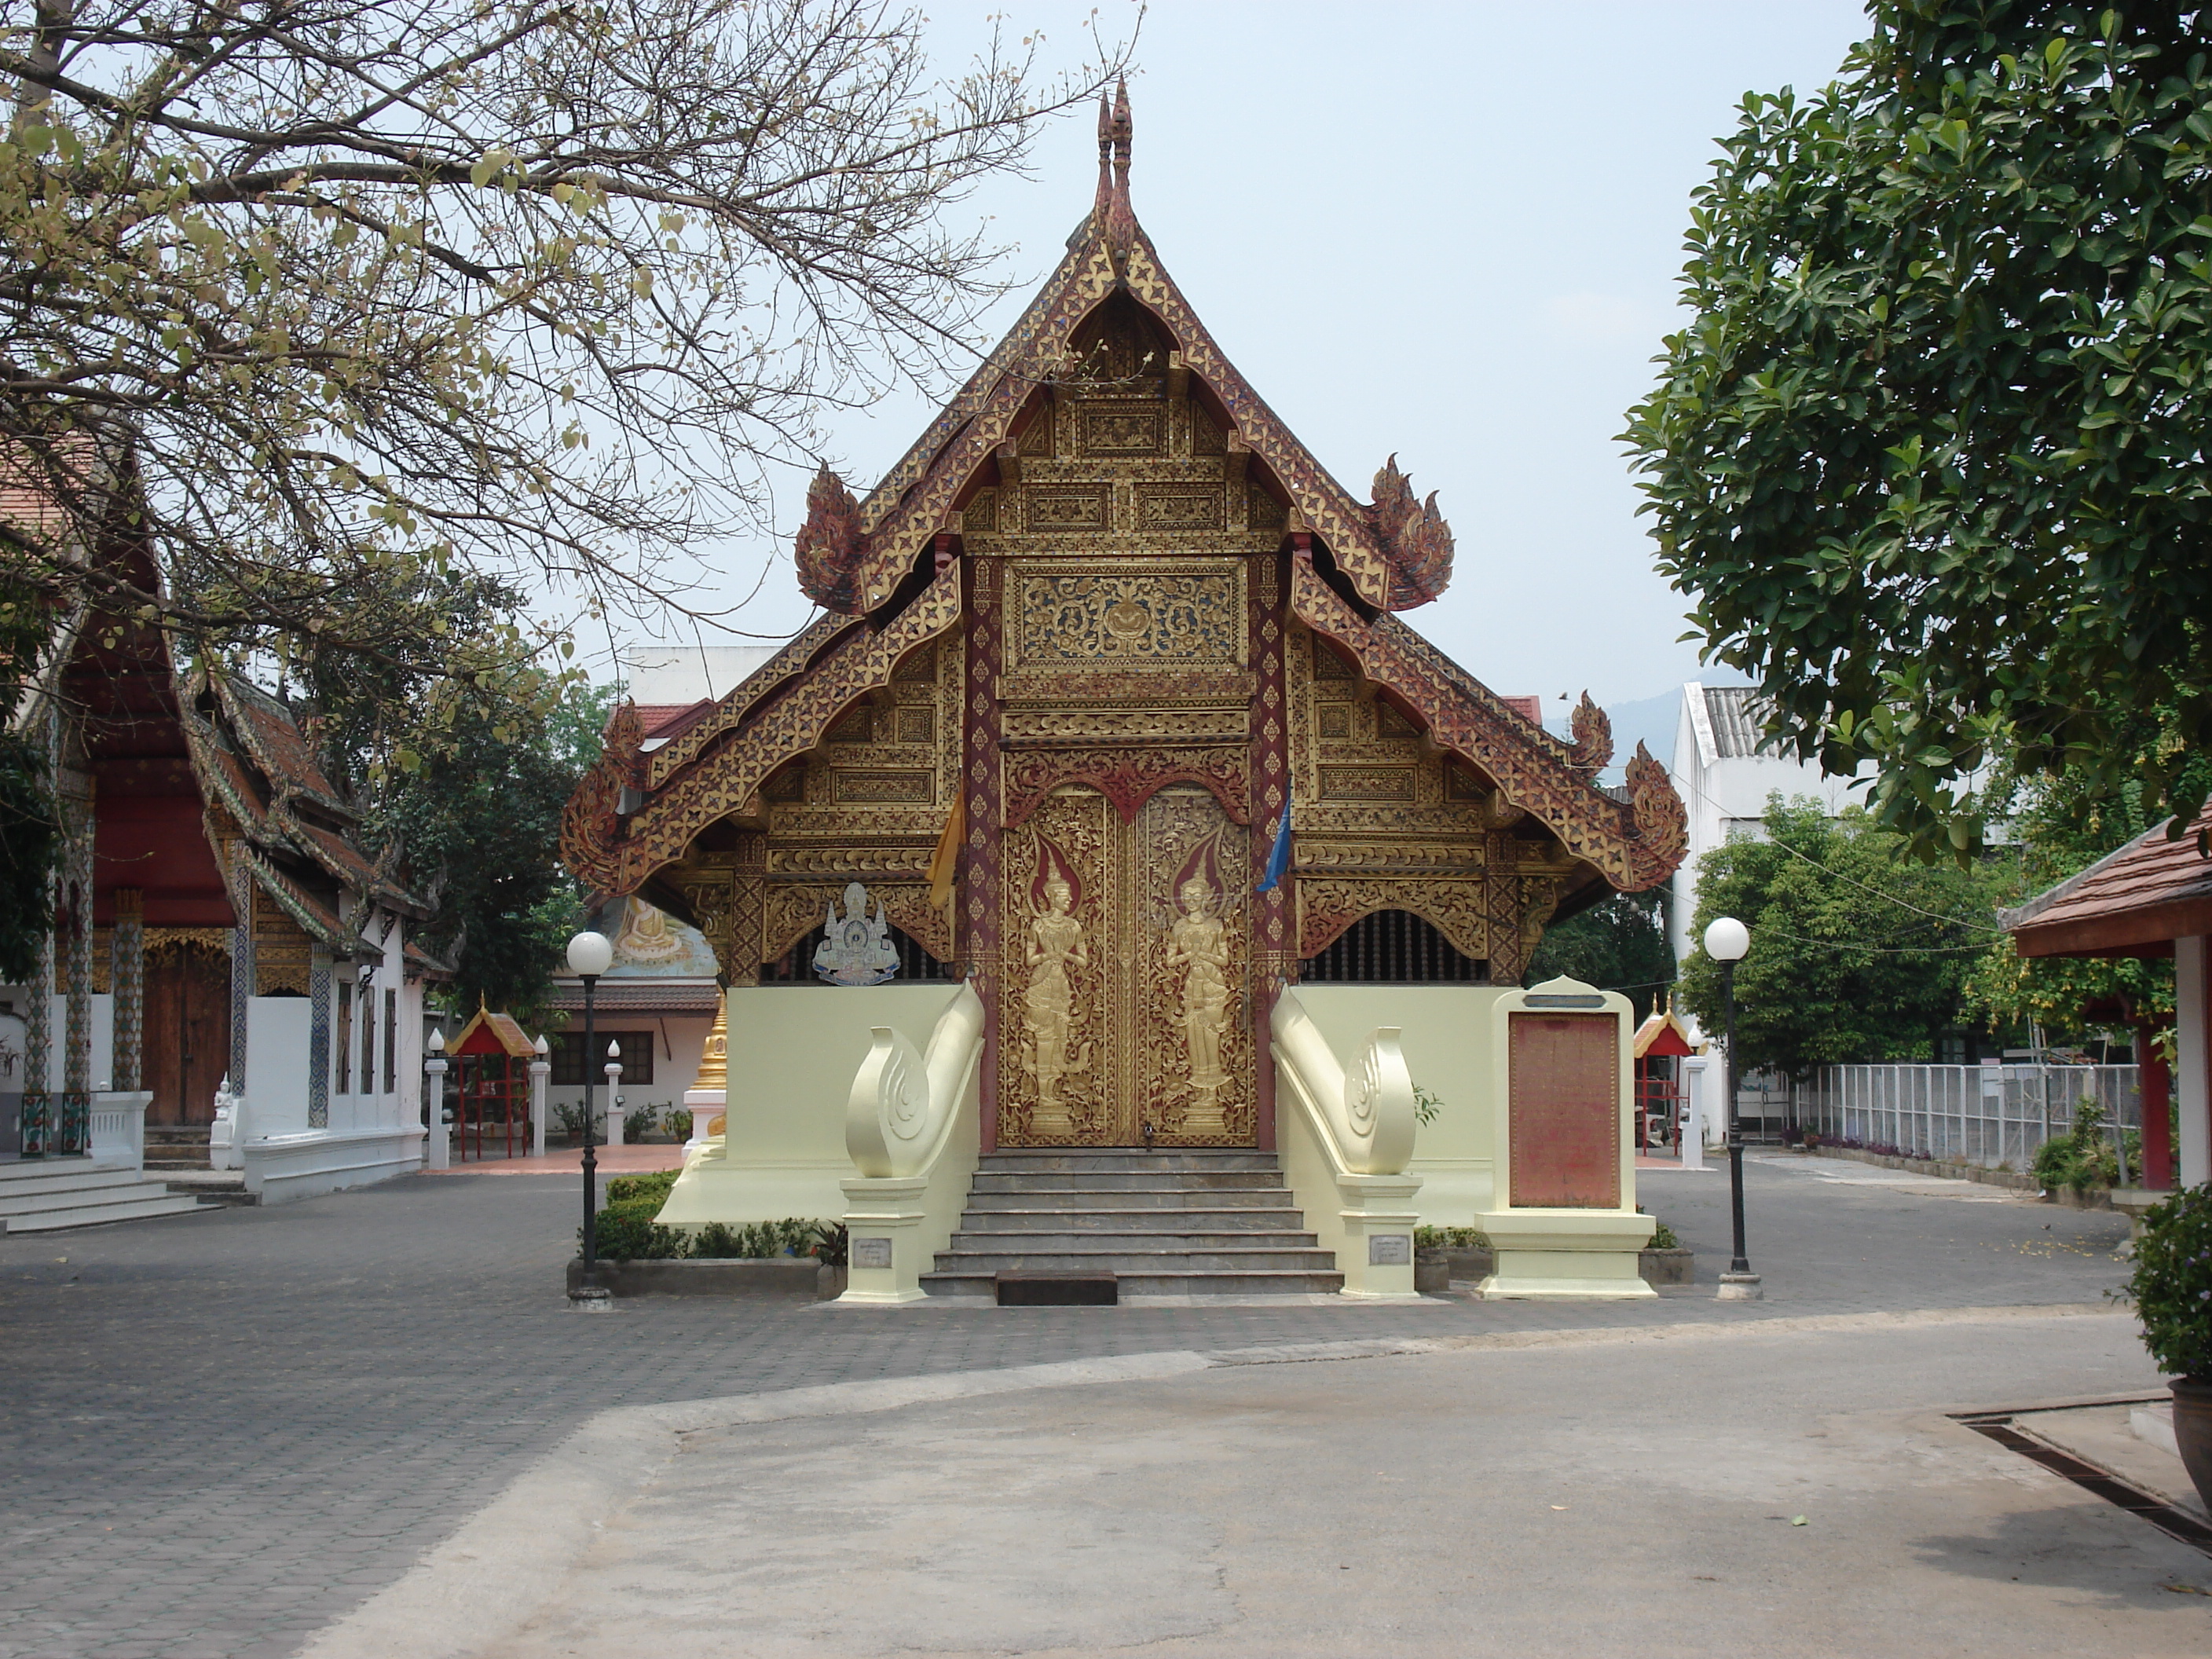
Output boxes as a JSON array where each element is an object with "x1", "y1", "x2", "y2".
[{"x1": 563, "y1": 92, "x2": 1685, "y2": 1152}]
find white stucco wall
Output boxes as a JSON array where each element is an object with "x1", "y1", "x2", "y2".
[
  {"x1": 244, "y1": 996, "x2": 313, "y2": 1135},
  {"x1": 544, "y1": 1013, "x2": 716, "y2": 1132}
]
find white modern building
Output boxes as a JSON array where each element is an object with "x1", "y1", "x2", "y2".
[{"x1": 1665, "y1": 683, "x2": 1868, "y2": 977}]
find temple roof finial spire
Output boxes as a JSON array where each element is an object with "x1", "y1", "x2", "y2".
[{"x1": 1095, "y1": 77, "x2": 1135, "y2": 282}]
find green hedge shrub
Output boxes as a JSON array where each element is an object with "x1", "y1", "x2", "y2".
[
  {"x1": 604, "y1": 1170, "x2": 680, "y2": 1206},
  {"x1": 585, "y1": 1197, "x2": 689, "y2": 1261},
  {"x1": 2031, "y1": 1100, "x2": 2137, "y2": 1192},
  {"x1": 1413, "y1": 1225, "x2": 1492, "y2": 1250}
]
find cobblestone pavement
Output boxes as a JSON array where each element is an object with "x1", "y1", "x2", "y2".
[{"x1": 0, "y1": 1156, "x2": 2136, "y2": 1659}]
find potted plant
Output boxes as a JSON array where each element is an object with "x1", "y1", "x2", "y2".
[{"x1": 2125, "y1": 1182, "x2": 2212, "y2": 1507}]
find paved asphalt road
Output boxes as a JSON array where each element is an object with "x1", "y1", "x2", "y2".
[{"x1": 0, "y1": 1153, "x2": 2143, "y2": 1659}]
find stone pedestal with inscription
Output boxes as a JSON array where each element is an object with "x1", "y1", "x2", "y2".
[
  {"x1": 1475, "y1": 977, "x2": 1654, "y2": 1299},
  {"x1": 837, "y1": 1176, "x2": 930, "y2": 1304}
]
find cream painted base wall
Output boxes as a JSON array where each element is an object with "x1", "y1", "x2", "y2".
[
  {"x1": 656, "y1": 985, "x2": 968, "y2": 1229},
  {"x1": 1290, "y1": 986, "x2": 1507, "y2": 1225}
]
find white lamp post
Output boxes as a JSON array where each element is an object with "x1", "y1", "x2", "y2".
[
  {"x1": 566, "y1": 930, "x2": 614, "y2": 1293},
  {"x1": 1703, "y1": 916, "x2": 1760, "y2": 1301}
]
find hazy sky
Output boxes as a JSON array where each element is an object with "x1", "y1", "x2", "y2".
[{"x1": 620, "y1": 0, "x2": 1873, "y2": 709}]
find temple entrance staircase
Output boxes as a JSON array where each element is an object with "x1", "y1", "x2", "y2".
[
  {"x1": 0, "y1": 1157, "x2": 216, "y2": 1232},
  {"x1": 143, "y1": 1124, "x2": 212, "y2": 1170},
  {"x1": 141, "y1": 1125, "x2": 255, "y2": 1205},
  {"x1": 921, "y1": 1150, "x2": 1343, "y2": 1298}
]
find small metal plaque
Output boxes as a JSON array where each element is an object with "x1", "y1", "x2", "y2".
[
  {"x1": 1524, "y1": 993, "x2": 1606, "y2": 1009},
  {"x1": 851, "y1": 1236, "x2": 893, "y2": 1270},
  {"x1": 1368, "y1": 1233, "x2": 1412, "y2": 1266}
]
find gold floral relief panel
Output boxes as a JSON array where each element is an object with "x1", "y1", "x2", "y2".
[
  {"x1": 1007, "y1": 562, "x2": 1246, "y2": 673},
  {"x1": 997, "y1": 785, "x2": 1253, "y2": 1148}
]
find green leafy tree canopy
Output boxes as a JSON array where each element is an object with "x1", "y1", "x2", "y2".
[
  {"x1": 1627, "y1": 2, "x2": 2212, "y2": 862},
  {"x1": 1679, "y1": 796, "x2": 2012, "y2": 1077}
]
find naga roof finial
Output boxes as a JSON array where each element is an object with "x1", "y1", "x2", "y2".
[{"x1": 1097, "y1": 77, "x2": 1135, "y2": 282}]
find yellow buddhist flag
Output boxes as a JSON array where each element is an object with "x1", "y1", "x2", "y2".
[{"x1": 926, "y1": 794, "x2": 965, "y2": 917}]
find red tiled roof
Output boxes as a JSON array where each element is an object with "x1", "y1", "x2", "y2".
[
  {"x1": 632, "y1": 701, "x2": 714, "y2": 744},
  {"x1": 542, "y1": 980, "x2": 723, "y2": 1014},
  {"x1": 2005, "y1": 805, "x2": 2212, "y2": 959},
  {"x1": 1502, "y1": 695, "x2": 1542, "y2": 726}
]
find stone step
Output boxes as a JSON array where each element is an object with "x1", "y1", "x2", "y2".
[
  {"x1": 921, "y1": 1269, "x2": 1346, "y2": 1299},
  {"x1": 962, "y1": 1186, "x2": 1294, "y2": 1212},
  {"x1": 955, "y1": 1208, "x2": 1310, "y2": 1233},
  {"x1": 0, "y1": 1177, "x2": 200, "y2": 1218},
  {"x1": 0, "y1": 1165, "x2": 159, "y2": 1206},
  {"x1": 976, "y1": 1150, "x2": 1277, "y2": 1174},
  {"x1": 5, "y1": 1192, "x2": 216, "y2": 1232},
  {"x1": 160, "y1": 1170, "x2": 257, "y2": 1207},
  {"x1": 932, "y1": 1245, "x2": 1340, "y2": 1274},
  {"x1": 969, "y1": 1169, "x2": 1286, "y2": 1194},
  {"x1": 143, "y1": 1125, "x2": 212, "y2": 1142},
  {"x1": 949, "y1": 1229, "x2": 1321, "y2": 1253}
]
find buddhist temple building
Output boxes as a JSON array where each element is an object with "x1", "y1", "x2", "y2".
[
  {"x1": 2, "y1": 468, "x2": 442, "y2": 1210},
  {"x1": 562, "y1": 90, "x2": 1687, "y2": 1300}
]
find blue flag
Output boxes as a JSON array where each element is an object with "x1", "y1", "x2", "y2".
[{"x1": 1254, "y1": 786, "x2": 1292, "y2": 893}]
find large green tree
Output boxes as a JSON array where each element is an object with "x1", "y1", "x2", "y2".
[
  {"x1": 0, "y1": 0, "x2": 1123, "y2": 738},
  {"x1": 306, "y1": 572, "x2": 611, "y2": 1020},
  {"x1": 1679, "y1": 797, "x2": 2013, "y2": 1077},
  {"x1": 1627, "y1": 2, "x2": 2212, "y2": 862}
]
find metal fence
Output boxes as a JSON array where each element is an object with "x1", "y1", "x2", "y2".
[{"x1": 1767, "y1": 1063, "x2": 2141, "y2": 1172}]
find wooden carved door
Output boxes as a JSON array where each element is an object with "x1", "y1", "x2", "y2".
[
  {"x1": 998, "y1": 784, "x2": 1254, "y2": 1146},
  {"x1": 144, "y1": 942, "x2": 231, "y2": 1126}
]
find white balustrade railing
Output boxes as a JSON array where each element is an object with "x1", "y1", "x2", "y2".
[
  {"x1": 1269, "y1": 989, "x2": 1415, "y2": 1177},
  {"x1": 844, "y1": 981, "x2": 986, "y2": 1178}
]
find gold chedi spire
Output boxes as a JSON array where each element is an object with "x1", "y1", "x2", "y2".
[{"x1": 694, "y1": 995, "x2": 729, "y2": 1093}]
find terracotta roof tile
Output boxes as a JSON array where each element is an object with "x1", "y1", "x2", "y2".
[{"x1": 2005, "y1": 804, "x2": 2212, "y2": 958}]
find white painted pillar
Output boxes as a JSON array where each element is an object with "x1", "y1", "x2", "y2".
[
  {"x1": 529, "y1": 1043, "x2": 550, "y2": 1159},
  {"x1": 603, "y1": 1050, "x2": 625, "y2": 1146},
  {"x1": 2177, "y1": 936, "x2": 2209, "y2": 1188},
  {"x1": 1678, "y1": 1055, "x2": 1708, "y2": 1170},
  {"x1": 423, "y1": 1052, "x2": 450, "y2": 1171}
]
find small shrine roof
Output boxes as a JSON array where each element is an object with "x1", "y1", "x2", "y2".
[
  {"x1": 451, "y1": 1001, "x2": 539, "y2": 1058},
  {"x1": 1632, "y1": 1009, "x2": 1697, "y2": 1060}
]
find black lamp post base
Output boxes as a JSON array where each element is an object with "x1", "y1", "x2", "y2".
[{"x1": 1716, "y1": 1271, "x2": 1763, "y2": 1302}]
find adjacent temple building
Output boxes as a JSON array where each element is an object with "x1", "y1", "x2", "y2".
[{"x1": 564, "y1": 93, "x2": 1687, "y2": 1300}]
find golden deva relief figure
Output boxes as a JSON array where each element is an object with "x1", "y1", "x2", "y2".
[
  {"x1": 1022, "y1": 873, "x2": 1091, "y2": 1130},
  {"x1": 1163, "y1": 874, "x2": 1232, "y2": 1126}
]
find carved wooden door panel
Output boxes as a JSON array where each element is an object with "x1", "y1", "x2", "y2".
[
  {"x1": 143, "y1": 943, "x2": 230, "y2": 1126},
  {"x1": 998, "y1": 784, "x2": 1253, "y2": 1147}
]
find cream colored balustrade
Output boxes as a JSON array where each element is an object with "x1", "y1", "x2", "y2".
[
  {"x1": 838, "y1": 981, "x2": 987, "y2": 1305},
  {"x1": 1269, "y1": 988, "x2": 1415, "y2": 1177},
  {"x1": 844, "y1": 982, "x2": 985, "y2": 1178},
  {"x1": 1269, "y1": 987, "x2": 1423, "y2": 1298}
]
